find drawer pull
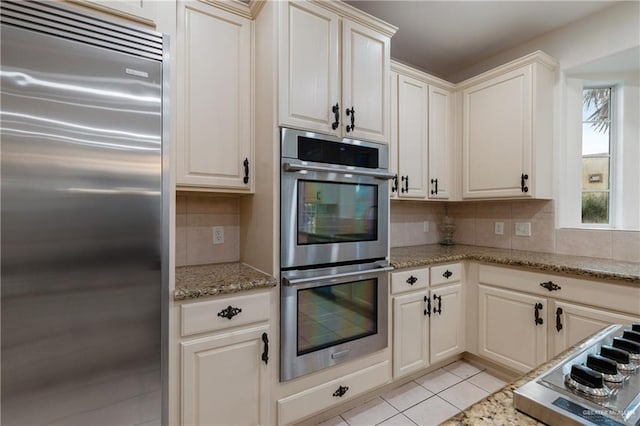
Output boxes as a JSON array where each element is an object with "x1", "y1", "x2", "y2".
[
  {"x1": 217, "y1": 305, "x2": 242, "y2": 320},
  {"x1": 540, "y1": 281, "x2": 561, "y2": 291},
  {"x1": 443, "y1": 270, "x2": 453, "y2": 279},
  {"x1": 433, "y1": 294, "x2": 442, "y2": 315},
  {"x1": 556, "y1": 307, "x2": 563, "y2": 332},
  {"x1": 406, "y1": 275, "x2": 418, "y2": 285},
  {"x1": 333, "y1": 385, "x2": 349, "y2": 398}
]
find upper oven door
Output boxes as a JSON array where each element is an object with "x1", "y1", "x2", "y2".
[{"x1": 281, "y1": 129, "x2": 393, "y2": 269}]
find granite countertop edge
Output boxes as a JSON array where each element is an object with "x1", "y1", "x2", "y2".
[
  {"x1": 174, "y1": 262, "x2": 277, "y2": 301},
  {"x1": 390, "y1": 245, "x2": 640, "y2": 284}
]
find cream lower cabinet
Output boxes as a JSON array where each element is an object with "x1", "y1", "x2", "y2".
[
  {"x1": 176, "y1": 0, "x2": 253, "y2": 191},
  {"x1": 430, "y1": 282, "x2": 464, "y2": 364},
  {"x1": 392, "y1": 264, "x2": 464, "y2": 379},
  {"x1": 551, "y1": 300, "x2": 640, "y2": 357},
  {"x1": 179, "y1": 291, "x2": 271, "y2": 426},
  {"x1": 478, "y1": 285, "x2": 547, "y2": 373},
  {"x1": 181, "y1": 324, "x2": 270, "y2": 426}
]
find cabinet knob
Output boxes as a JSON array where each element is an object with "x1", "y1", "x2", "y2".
[
  {"x1": 406, "y1": 275, "x2": 418, "y2": 285},
  {"x1": 217, "y1": 305, "x2": 242, "y2": 320},
  {"x1": 540, "y1": 281, "x2": 561, "y2": 291},
  {"x1": 333, "y1": 385, "x2": 349, "y2": 397},
  {"x1": 443, "y1": 270, "x2": 453, "y2": 279}
]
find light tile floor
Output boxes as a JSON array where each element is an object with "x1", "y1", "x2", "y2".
[{"x1": 317, "y1": 360, "x2": 508, "y2": 426}]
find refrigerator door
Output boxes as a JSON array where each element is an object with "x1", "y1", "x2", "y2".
[{"x1": 1, "y1": 23, "x2": 163, "y2": 425}]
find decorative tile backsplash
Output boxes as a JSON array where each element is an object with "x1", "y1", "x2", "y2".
[
  {"x1": 391, "y1": 200, "x2": 639, "y2": 262},
  {"x1": 176, "y1": 193, "x2": 240, "y2": 266}
]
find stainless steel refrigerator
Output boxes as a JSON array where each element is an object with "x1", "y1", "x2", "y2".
[{"x1": 0, "y1": 2, "x2": 168, "y2": 424}]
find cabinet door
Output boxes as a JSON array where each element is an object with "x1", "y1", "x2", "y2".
[
  {"x1": 176, "y1": 1, "x2": 252, "y2": 190},
  {"x1": 397, "y1": 75, "x2": 428, "y2": 198},
  {"x1": 278, "y1": 1, "x2": 340, "y2": 136},
  {"x1": 181, "y1": 325, "x2": 270, "y2": 426},
  {"x1": 478, "y1": 285, "x2": 546, "y2": 373},
  {"x1": 78, "y1": 0, "x2": 156, "y2": 25},
  {"x1": 393, "y1": 291, "x2": 429, "y2": 378},
  {"x1": 389, "y1": 71, "x2": 399, "y2": 198},
  {"x1": 342, "y1": 19, "x2": 390, "y2": 144},
  {"x1": 430, "y1": 283, "x2": 464, "y2": 364},
  {"x1": 551, "y1": 301, "x2": 640, "y2": 357},
  {"x1": 462, "y1": 66, "x2": 532, "y2": 199},
  {"x1": 427, "y1": 85, "x2": 452, "y2": 199}
]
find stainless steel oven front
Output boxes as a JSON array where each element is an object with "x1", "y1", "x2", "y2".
[
  {"x1": 281, "y1": 128, "x2": 394, "y2": 269},
  {"x1": 280, "y1": 261, "x2": 392, "y2": 381}
]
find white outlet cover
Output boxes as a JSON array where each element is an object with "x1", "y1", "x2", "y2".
[
  {"x1": 515, "y1": 222, "x2": 531, "y2": 237},
  {"x1": 494, "y1": 222, "x2": 504, "y2": 235},
  {"x1": 212, "y1": 226, "x2": 224, "y2": 244},
  {"x1": 423, "y1": 221, "x2": 429, "y2": 232}
]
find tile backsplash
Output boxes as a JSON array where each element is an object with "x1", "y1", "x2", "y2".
[
  {"x1": 391, "y1": 199, "x2": 639, "y2": 262},
  {"x1": 176, "y1": 193, "x2": 240, "y2": 266}
]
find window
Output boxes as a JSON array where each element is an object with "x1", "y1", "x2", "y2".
[{"x1": 581, "y1": 87, "x2": 612, "y2": 224}]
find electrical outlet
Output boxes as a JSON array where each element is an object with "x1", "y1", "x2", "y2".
[
  {"x1": 515, "y1": 222, "x2": 532, "y2": 237},
  {"x1": 423, "y1": 221, "x2": 429, "y2": 233},
  {"x1": 494, "y1": 222, "x2": 504, "y2": 235},
  {"x1": 212, "y1": 226, "x2": 224, "y2": 244}
]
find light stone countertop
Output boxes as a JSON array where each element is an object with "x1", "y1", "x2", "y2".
[
  {"x1": 390, "y1": 244, "x2": 640, "y2": 284},
  {"x1": 174, "y1": 262, "x2": 277, "y2": 301}
]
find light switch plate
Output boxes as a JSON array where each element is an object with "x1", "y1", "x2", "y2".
[
  {"x1": 515, "y1": 222, "x2": 531, "y2": 237},
  {"x1": 423, "y1": 221, "x2": 429, "y2": 233},
  {"x1": 494, "y1": 222, "x2": 504, "y2": 235}
]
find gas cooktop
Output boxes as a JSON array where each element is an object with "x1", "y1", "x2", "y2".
[{"x1": 514, "y1": 324, "x2": 640, "y2": 426}]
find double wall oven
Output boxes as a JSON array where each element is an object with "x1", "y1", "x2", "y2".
[{"x1": 280, "y1": 128, "x2": 394, "y2": 381}]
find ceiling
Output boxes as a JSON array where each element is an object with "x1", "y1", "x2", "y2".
[{"x1": 343, "y1": 1, "x2": 619, "y2": 82}]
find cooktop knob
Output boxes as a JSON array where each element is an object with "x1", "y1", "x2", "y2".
[
  {"x1": 600, "y1": 345, "x2": 630, "y2": 364},
  {"x1": 586, "y1": 354, "x2": 618, "y2": 375},
  {"x1": 612, "y1": 337, "x2": 640, "y2": 355},
  {"x1": 570, "y1": 364, "x2": 604, "y2": 389},
  {"x1": 623, "y1": 330, "x2": 640, "y2": 343},
  {"x1": 632, "y1": 323, "x2": 640, "y2": 332}
]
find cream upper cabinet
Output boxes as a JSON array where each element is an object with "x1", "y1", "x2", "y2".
[
  {"x1": 397, "y1": 74, "x2": 429, "y2": 198},
  {"x1": 427, "y1": 85, "x2": 453, "y2": 200},
  {"x1": 176, "y1": 1, "x2": 253, "y2": 191},
  {"x1": 278, "y1": 0, "x2": 394, "y2": 143},
  {"x1": 551, "y1": 301, "x2": 639, "y2": 357},
  {"x1": 76, "y1": 0, "x2": 157, "y2": 25},
  {"x1": 389, "y1": 71, "x2": 399, "y2": 198},
  {"x1": 460, "y1": 52, "x2": 557, "y2": 199},
  {"x1": 478, "y1": 284, "x2": 547, "y2": 373}
]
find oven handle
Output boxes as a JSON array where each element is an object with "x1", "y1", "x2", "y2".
[
  {"x1": 283, "y1": 162, "x2": 396, "y2": 180},
  {"x1": 282, "y1": 266, "x2": 394, "y2": 286}
]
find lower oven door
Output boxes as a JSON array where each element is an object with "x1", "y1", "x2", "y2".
[{"x1": 280, "y1": 261, "x2": 392, "y2": 382}]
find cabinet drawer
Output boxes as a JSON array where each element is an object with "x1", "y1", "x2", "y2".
[
  {"x1": 391, "y1": 268, "x2": 429, "y2": 294},
  {"x1": 430, "y1": 263, "x2": 462, "y2": 286},
  {"x1": 181, "y1": 291, "x2": 270, "y2": 337},
  {"x1": 278, "y1": 361, "x2": 390, "y2": 425}
]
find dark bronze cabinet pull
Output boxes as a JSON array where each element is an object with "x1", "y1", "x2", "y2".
[
  {"x1": 433, "y1": 294, "x2": 442, "y2": 315},
  {"x1": 540, "y1": 281, "x2": 561, "y2": 292},
  {"x1": 243, "y1": 158, "x2": 249, "y2": 184},
  {"x1": 430, "y1": 178, "x2": 438, "y2": 195},
  {"x1": 333, "y1": 385, "x2": 349, "y2": 397},
  {"x1": 331, "y1": 103, "x2": 340, "y2": 130},
  {"x1": 399, "y1": 175, "x2": 409, "y2": 193},
  {"x1": 217, "y1": 305, "x2": 242, "y2": 320},
  {"x1": 443, "y1": 270, "x2": 453, "y2": 279},
  {"x1": 261, "y1": 333, "x2": 269, "y2": 365},
  {"x1": 391, "y1": 174, "x2": 398, "y2": 193},
  {"x1": 521, "y1": 173, "x2": 529, "y2": 193},
  {"x1": 534, "y1": 302, "x2": 544, "y2": 325},
  {"x1": 345, "y1": 107, "x2": 355, "y2": 132},
  {"x1": 425, "y1": 296, "x2": 431, "y2": 317},
  {"x1": 406, "y1": 275, "x2": 418, "y2": 285},
  {"x1": 556, "y1": 307, "x2": 563, "y2": 332}
]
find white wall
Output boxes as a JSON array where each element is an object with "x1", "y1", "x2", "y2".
[{"x1": 450, "y1": 1, "x2": 640, "y2": 82}]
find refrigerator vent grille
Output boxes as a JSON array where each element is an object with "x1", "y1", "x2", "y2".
[{"x1": 0, "y1": 0, "x2": 163, "y2": 61}]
